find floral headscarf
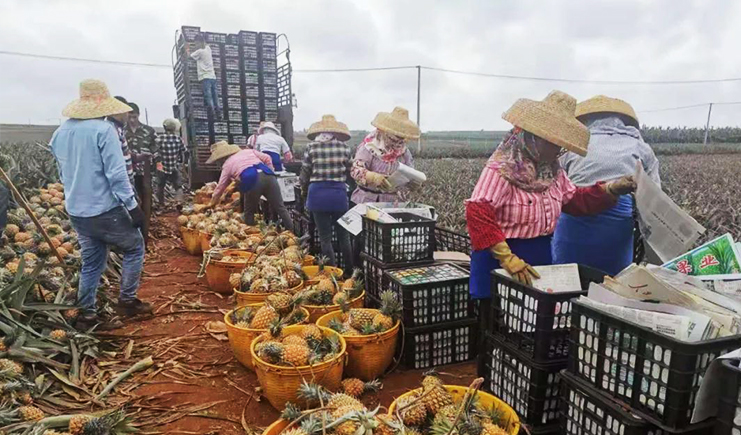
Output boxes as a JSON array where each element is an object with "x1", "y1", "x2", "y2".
[
  {"x1": 488, "y1": 128, "x2": 561, "y2": 192},
  {"x1": 361, "y1": 129, "x2": 407, "y2": 163}
]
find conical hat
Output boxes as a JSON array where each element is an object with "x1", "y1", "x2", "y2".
[
  {"x1": 62, "y1": 79, "x2": 132, "y2": 119},
  {"x1": 576, "y1": 95, "x2": 640, "y2": 128},
  {"x1": 307, "y1": 115, "x2": 351, "y2": 141},
  {"x1": 502, "y1": 90, "x2": 590, "y2": 157},
  {"x1": 258, "y1": 121, "x2": 281, "y2": 135},
  {"x1": 205, "y1": 141, "x2": 241, "y2": 164},
  {"x1": 371, "y1": 106, "x2": 420, "y2": 139}
]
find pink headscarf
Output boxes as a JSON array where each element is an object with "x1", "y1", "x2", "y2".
[{"x1": 361, "y1": 129, "x2": 407, "y2": 163}]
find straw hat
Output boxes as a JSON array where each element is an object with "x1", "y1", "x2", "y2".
[
  {"x1": 371, "y1": 106, "x2": 421, "y2": 139},
  {"x1": 502, "y1": 90, "x2": 590, "y2": 157},
  {"x1": 307, "y1": 115, "x2": 352, "y2": 141},
  {"x1": 258, "y1": 121, "x2": 281, "y2": 135},
  {"x1": 62, "y1": 79, "x2": 132, "y2": 119},
  {"x1": 163, "y1": 118, "x2": 181, "y2": 132},
  {"x1": 576, "y1": 95, "x2": 640, "y2": 128},
  {"x1": 205, "y1": 141, "x2": 241, "y2": 164}
]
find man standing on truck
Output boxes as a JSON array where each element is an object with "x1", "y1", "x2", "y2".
[
  {"x1": 51, "y1": 79, "x2": 152, "y2": 330},
  {"x1": 125, "y1": 102, "x2": 156, "y2": 243},
  {"x1": 187, "y1": 34, "x2": 222, "y2": 120}
]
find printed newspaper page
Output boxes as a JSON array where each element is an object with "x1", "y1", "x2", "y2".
[{"x1": 635, "y1": 161, "x2": 705, "y2": 262}]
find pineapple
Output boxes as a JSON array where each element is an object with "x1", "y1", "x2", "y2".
[
  {"x1": 397, "y1": 393, "x2": 428, "y2": 426},
  {"x1": 372, "y1": 291, "x2": 402, "y2": 331},
  {"x1": 299, "y1": 324, "x2": 323, "y2": 341},
  {"x1": 433, "y1": 404, "x2": 458, "y2": 425},
  {"x1": 316, "y1": 277, "x2": 337, "y2": 295},
  {"x1": 257, "y1": 341, "x2": 285, "y2": 364},
  {"x1": 333, "y1": 406, "x2": 361, "y2": 435},
  {"x1": 342, "y1": 269, "x2": 362, "y2": 291},
  {"x1": 327, "y1": 393, "x2": 364, "y2": 411},
  {"x1": 43, "y1": 430, "x2": 72, "y2": 435},
  {"x1": 19, "y1": 405, "x2": 44, "y2": 421},
  {"x1": 50, "y1": 329, "x2": 68, "y2": 340},
  {"x1": 4, "y1": 224, "x2": 19, "y2": 237},
  {"x1": 282, "y1": 335, "x2": 308, "y2": 348},
  {"x1": 283, "y1": 429, "x2": 308, "y2": 435},
  {"x1": 282, "y1": 344, "x2": 310, "y2": 366},
  {"x1": 332, "y1": 292, "x2": 349, "y2": 306},
  {"x1": 14, "y1": 232, "x2": 31, "y2": 243},
  {"x1": 37, "y1": 242, "x2": 52, "y2": 256},
  {"x1": 421, "y1": 375, "x2": 453, "y2": 415},
  {"x1": 249, "y1": 278, "x2": 269, "y2": 293},
  {"x1": 229, "y1": 273, "x2": 241, "y2": 290},
  {"x1": 235, "y1": 320, "x2": 250, "y2": 328},
  {"x1": 266, "y1": 292, "x2": 292, "y2": 314},
  {"x1": 68, "y1": 414, "x2": 92, "y2": 435},
  {"x1": 283, "y1": 269, "x2": 302, "y2": 288},
  {"x1": 177, "y1": 215, "x2": 189, "y2": 226},
  {"x1": 0, "y1": 358, "x2": 23, "y2": 376},
  {"x1": 348, "y1": 308, "x2": 376, "y2": 330},
  {"x1": 250, "y1": 305, "x2": 279, "y2": 329},
  {"x1": 481, "y1": 423, "x2": 509, "y2": 435},
  {"x1": 63, "y1": 308, "x2": 80, "y2": 321},
  {"x1": 341, "y1": 378, "x2": 381, "y2": 398}
]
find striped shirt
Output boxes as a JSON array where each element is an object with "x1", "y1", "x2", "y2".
[
  {"x1": 300, "y1": 140, "x2": 352, "y2": 185},
  {"x1": 468, "y1": 164, "x2": 577, "y2": 240}
]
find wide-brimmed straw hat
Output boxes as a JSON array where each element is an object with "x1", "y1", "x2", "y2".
[
  {"x1": 371, "y1": 106, "x2": 421, "y2": 139},
  {"x1": 502, "y1": 90, "x2": 589, "y2": 157},
  {"x1": 258, "y1": 121, "x2": 281, "y2": 135},
  {"x1": 576, "y1": 95, "x2": 640, "y2": 128},
  {"x1": 205, "y1": 141, "x2": 241, "y2": 164},
  {"x1": 307, "y1": 115, "x2": 352, "y2": 141},
  {"x1": 62, "y1": 79, "x2": 132, "y2": 120},
  {"x1": 163, "y1": 118, "x2": 181, "y2": 131}
]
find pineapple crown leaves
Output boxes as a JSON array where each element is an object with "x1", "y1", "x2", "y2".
[
  {"x1": 327, "y1": 318, "x2": 346, "y2": 334},
  {"x1": 297, "y1": 381, "x2": 331, "y2": 404},
  {"x1": 457, "y1": 411, "x2": 484, "y2": 435},
  {"x1": 267, "y1": 318, "x2": 285, "y2": 338},
  {"x1": 378, "y1": 291, "x2": 402, "y2": 320},
  {"x1": 360, "y1": 323, "x2": 383, "y2": 335},
  {"x1": 283, "y1": 307, "x2": 307, "y2": 326},
  {"x1": 301, "y1": 414, "x2": 327, "y2": 435},
  {"x1": 281, "y1": 402, "x2": 303, "y2": 421},
  {"x1": 324, "y1": 406, "x2": 381, "y2": 433},
  {"x1": 363, "y1": 379, "x2": 382, "y2": 394}
]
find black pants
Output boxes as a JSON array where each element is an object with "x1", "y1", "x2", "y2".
[
  {"x1": 243, "y1": 173, "x2": 294, "y2": 231},
  {"x1": 156, "y1": 171, "x2": 183, "y2": 204},
  {"x1": 312, "y1": 211, "x2": 353, "y2": 271}
]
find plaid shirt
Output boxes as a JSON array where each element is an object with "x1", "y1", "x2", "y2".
[
  {"x1": 299, "y1": 140, "x2": 352, "y2": 192},
  {"x1": 125, "y1": 124, "x2": 158, "y2": 174},
  {"x1": 108, "y1": 120, "x2": 134, "y2": 184},
  {"x1": 155, "y1": 133, "x2": 186, "y2": 175}
]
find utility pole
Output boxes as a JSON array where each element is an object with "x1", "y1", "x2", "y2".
[
  {"x1": 416, "y1": 65, "x2": 421, "y2": 154},
  {"x1": 703, "y1": 103, "x2": 713, "y2": 146},
  {"x1": 145, "y1": 108, "x2": 150, "y2": 126}
]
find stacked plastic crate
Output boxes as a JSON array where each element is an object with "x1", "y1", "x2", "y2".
[
  {"x1": 559, "y1": 298, "x2": 741, "y2": 434},
  {"x1": 478, "y1": 265, "x2": 604, "y2": 434},
  {"x1": 360, "y1": 212, "x2": 478, "y2": 370}
]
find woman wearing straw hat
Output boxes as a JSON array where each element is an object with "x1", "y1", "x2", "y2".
[
  {"x1": 255, "y1": 121, "x2": 292, "y2": 172},
  {"x1": 466, "y1": 91, "x2": 637, "y2": 302},
  {"x1": 553, "y1": 96, "x2": 660, "y2": 275},
  {"x1": 206, "y1": 141, "x2": 294, "y2": 230},
  {"x1": 299, "y1": 115, "x2": 354, "y2": 272},
  {"x1": 350, "y1": 107, "x2": 421, "y2": 204}
]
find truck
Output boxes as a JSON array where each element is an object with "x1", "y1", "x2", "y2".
[{"x1": 171, "y1": 26, "x2": 294, "y2": 188}]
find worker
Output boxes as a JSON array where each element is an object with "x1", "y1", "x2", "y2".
[
  {"x1": 255, "y1": 122, "x2": 292, "y2": 172},
  {"x1": 553, "y1": 96, "x2": 660, "y2": 275},
  {"x1": 51, "y1": 79, "x2": 152, "y2": 330},
  {"x1": 299, "y1": 115, "x2": 354, "y2": 272},
  {"x1": 125, "y1": 102, "x2": 156, "y2": 243},
  {"x1": 155, "y1": 118, "x2": 187, "y2": 208},
  {"x1": 207, "y1": 141, "x2": 294, "y2": 230},
  {"x1": 350, "y1": 106, "x2": 421, "y2": 204},
  {"x1": 187, "y1": 34, "x2": 221, "y2": 120},
  {"x1": 0, "y1": 181, "x2": 8, "y2": 235},
  {"x1": 109, "y1": 96, "x2": 135, "y2": 186},
  {"x1": 465, "y1": 90, "x2": 636, "y2": 305}
]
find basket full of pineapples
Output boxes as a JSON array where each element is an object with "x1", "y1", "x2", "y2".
[
  {"x1": 298, "y1": 265, "x2": 365, "y2": 322},
  {"x1": 387, "y1": 374, "x2": 520, "y2": 435},
  {"x1": 250, "y1": 324, "x2": 347, "y2": 410},
  {"x1": 204, "y1": 249, "x2": 257, "y2": 294},
  {"x1": 317, "y1": 290, "x2": 402, "y2": 381},
  {"x1": 232, "y1": 256, "x2": 306, "y2": 306},
  {"x1": 225, "y1": 296, "x2": 309, "y2": 369}
]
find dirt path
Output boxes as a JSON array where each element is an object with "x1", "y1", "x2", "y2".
[{"x1": 111, "y1": 213, "x2": 476, "y2": 434}]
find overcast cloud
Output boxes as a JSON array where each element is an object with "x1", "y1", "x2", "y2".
[{"x1": 1, "y1": 0, "x2": 740, "y2": 131}]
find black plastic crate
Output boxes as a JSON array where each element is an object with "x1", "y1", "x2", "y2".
[
  {"x1": 238, "y1": 31, "x2": 257, "y2": 46},
  {"x1": 383, "y1": 263, "x2": 474, "y2": 327},
  {"x1": 246, "y1": 111, "x2": 261, "y2": 123},
  {"x1": 244, "y1": 85, "x2": 260, "y2": 99},
  {"x1": 262, "y1": 87, "x2": 278, "y2": 99},
  {"x1": 190, "y1": 106, "x2": 209, "y2": 120},
  {"x1": 479, "y1": 334, "x2": 565, "y2": 429},
  {"x1": 224, "y1": 84, "x2": 240, "y2": 98},
  {"x1": 262, "y1": 72, "x2": 278, "y2": 86},
  {"x1": 434, "y1": 226, "x2": 471, "y2": 253},
  {"x1": 716, "y1": 359, "x2": 741, "y2": 435},
  {"x1": 247, "y1": 122, "x2": 261, "y2": 135},
  {"x1": 204, "y1": 32, "x2": 226, "y2": 44},
  {"x1": 362, "y1": 212, "x2": 436, "y2": 266},
  {"x1": 181, "y1": 26, "x2": 200, "y2": 42},
  {"x1": 560, "y1": 370, "x2": 712, "y2": 435},
  {"x1": 225, "y1": 71, "x2": 241, "y2": 84},
  {"x1": 192, "y1": 120, "x2": 210, "y2": 135},
  {"x1": 226, "y1": 33, "x2": 239, "y2": 45},
  {"x1": 228, "y1": 122, "x2": 243, "y2": 135},
  {"x1": 212, "y1": 121, "x2": 228, "y2": 135},
  {"x1": 232, "y1": 135, "x2": 247, "y2": 146},
  {"x1": 570, "y1": 300, "x2": 741, "y2": 430},
  {"x1": 244, "y1": 98, "x2": 260, "y2": 111},
  {"x1": 225, "y1": 58, "x2": 240, "y2": 71},
  {"x1": 258, "y1": 32, "x2": 276, "y2": 47},
  {"x1": 401, "y1": 319, "x2": 478, "y2": 370},
  {"x1": 243, "y1": 59, "x2": 259, "y2": 71},
  {"x1": 263, "y1": 98, "x2": 279, "y2": 112},
  {"x1": 226, "y1": 97, "x2": 242, "y2": 110},
  {"x1": 224, "y1": 44, "x2": 239, "y2": 57},
  {"x1": 243, "y1": 72, "x2": 259, "y2": 85},
  {"x1": 227, "y1": 111, "x2": 242, "y2": 124},
  {"x1": 193, "y1": 134, "x2": 210, "y2": 148},
  {"x1": 360, "y1": 253, "x2": 429, "y2": 300},
  {"x1": 242, "y1": 45, "x2": 258, "y2": 59},
  {"x1": 293, "y1": 185, "x2": 305, "y2": 214},
  {"x1": 261, "y1": 59, "x2": 278, "y2": 72},
  {"x1": 264, "y1": 110, "x2": 279, "y2": 122},
  {"x1": 291, "y1": 210, "x2": 311, "y2": 238},
  {"x1": 490, "y1": 264, "x2": 603, "y2": 364}
]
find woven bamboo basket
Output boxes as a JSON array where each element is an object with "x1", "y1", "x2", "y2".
[
  {"x1": 302, "y1": 255, "x2": 315, "y2": 266},
  {"x1": 194, "y1": 191, "x2": 211, "y2": 205},
  {"x1": 251, "y1": 325, "x2": 347, "y2": 410},
  {"x1": 262, "y1": 419, "x2": 288, "y2": 435},
  {"x1": 389, "y1": 386, "x2": 521, "y2": 435},
  {"x1": 304, "y1": 291, "x2": 365, "y2": 323},
  {"x1": 199, "y1": 232, "x2": 213, "y2": 252},
  {"x1": 181, "y1": 227, "x2": 202, "y2": 255},
  {"x1": 224, "y1": 304, "x2": 310, "y2": 370},
  {"x1": 316, "y1": 310, "x2": 398, "y2": 381},
  {"x1": 301, "y1": 265, "x2": 344, "y2": 280},
  {"x1": 233, "y1": 281, "x2": 304, "y2": 307},
  {"x1": 205, "y1": 250, "x2": 256, "y2": 294}
]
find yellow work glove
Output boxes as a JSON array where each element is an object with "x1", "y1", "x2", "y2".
[
  {"x1": 604, "y1": 175, "x2": 637, "y2": 197},
  {"x1": 365, "y1": 171, "x2": 392, "y2": 191},
  {"x1": 490, "y1": 241, "x2": 541, "y2": 286}
]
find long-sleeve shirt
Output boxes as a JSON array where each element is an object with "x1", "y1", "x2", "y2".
[
  {"x1": 350, "y1": 145, "x2": 413, "y2": 204},
  {"x1": 50, "y1": 119, "x2": 137, "y2": 217},
  {"x1": 126, "y1": 123, "x2": 158, "y2": 175},
  {"x1": 299, "y1": 140, "x2": 352, "y2": 192},
  {"x1": 213, "y1": 149, "x2": 274, "y2": 200},
  {"x1": 0, "y1": 182, "x2": 8, "y2": 232},
  {"x1": 465, "y1": 164, "x2": 615, "y2": 250},
  {"x1": 107, "y1": 118, "x2": 134, "y2": 185},
  {"x1": 155, "y1": 133, "x2": 187, "y2": 174}
]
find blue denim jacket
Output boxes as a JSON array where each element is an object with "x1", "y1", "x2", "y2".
[{"x1": 51, "y1": 119, "x2": 137, "y2": 217}]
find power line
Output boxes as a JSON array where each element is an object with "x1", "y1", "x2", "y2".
[
  {"x1": 640, "y1": 102, "x2": 741, "y2": 113},
  {"x1": 4, "y1": 49, "x2": 741, "y2": 85}
]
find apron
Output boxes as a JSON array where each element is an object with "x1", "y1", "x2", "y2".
[
  {"x1": 238, "y1": 163, "x2": 274, "y2": 192},
  {"x1": 552, "y1": 194, "x2": 633, "y2": 276},
  {"x1": 264, "y1": 151, "x2": 283, "y2": 172},
  {"x1": 307, "y1": 181, "x2": 349, "y2": 213},
  {"x1": 469, "y1": 235, "x2": 553, "y2": 299}
]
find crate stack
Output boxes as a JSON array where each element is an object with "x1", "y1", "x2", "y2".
[
  {"x1": 558, "y1": 298, "x2": 741, "y2": 434},
  {"x1": 174, "y1": 26, "x2": 281, "y2": 169},
  {"x1": 359, "y1": 212, "x2": 478, "y2": 370},
  {"x1": 477, "y1": 265, "x2": 604, "y2": 434}
]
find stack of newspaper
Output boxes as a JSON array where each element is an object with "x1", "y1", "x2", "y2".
[{"x1": 580, "y1": 235, "x2": 741, "y2": 342}]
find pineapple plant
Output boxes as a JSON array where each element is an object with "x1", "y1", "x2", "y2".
[
  {"x1": 372, "y1": 291, "x2": 402, "y2": 331},
  {"x1": 421, "y1": 374, "x2": 454, "y2": 414},
  {"x1": 396, "y1": 392, "x2": 428, "y2": 426},
  {"x1": 341, "y1": 378, "x2": 381, "y2": 398},
  {"x1": 249, "y1": 305, "x2": 279, "y2": 329},
  {"x1": 19, "y1": 405, "x2": 44, "y2": 421}
]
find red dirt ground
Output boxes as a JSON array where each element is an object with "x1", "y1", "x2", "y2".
[{"x1": 111, "y1": 213, "x2": 477, "y2": 434}]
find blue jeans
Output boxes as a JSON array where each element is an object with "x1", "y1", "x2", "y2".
[
  {"x1": 201, "y1": 78, "x2": 221, "y2": 115},
  {"x1": 70, "y1": 207, "x2": 145, "y2": 315}
]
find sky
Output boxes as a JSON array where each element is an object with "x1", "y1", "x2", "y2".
[{"x1": 1, "y1": 0, "x2": 740, "y2": 131}]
